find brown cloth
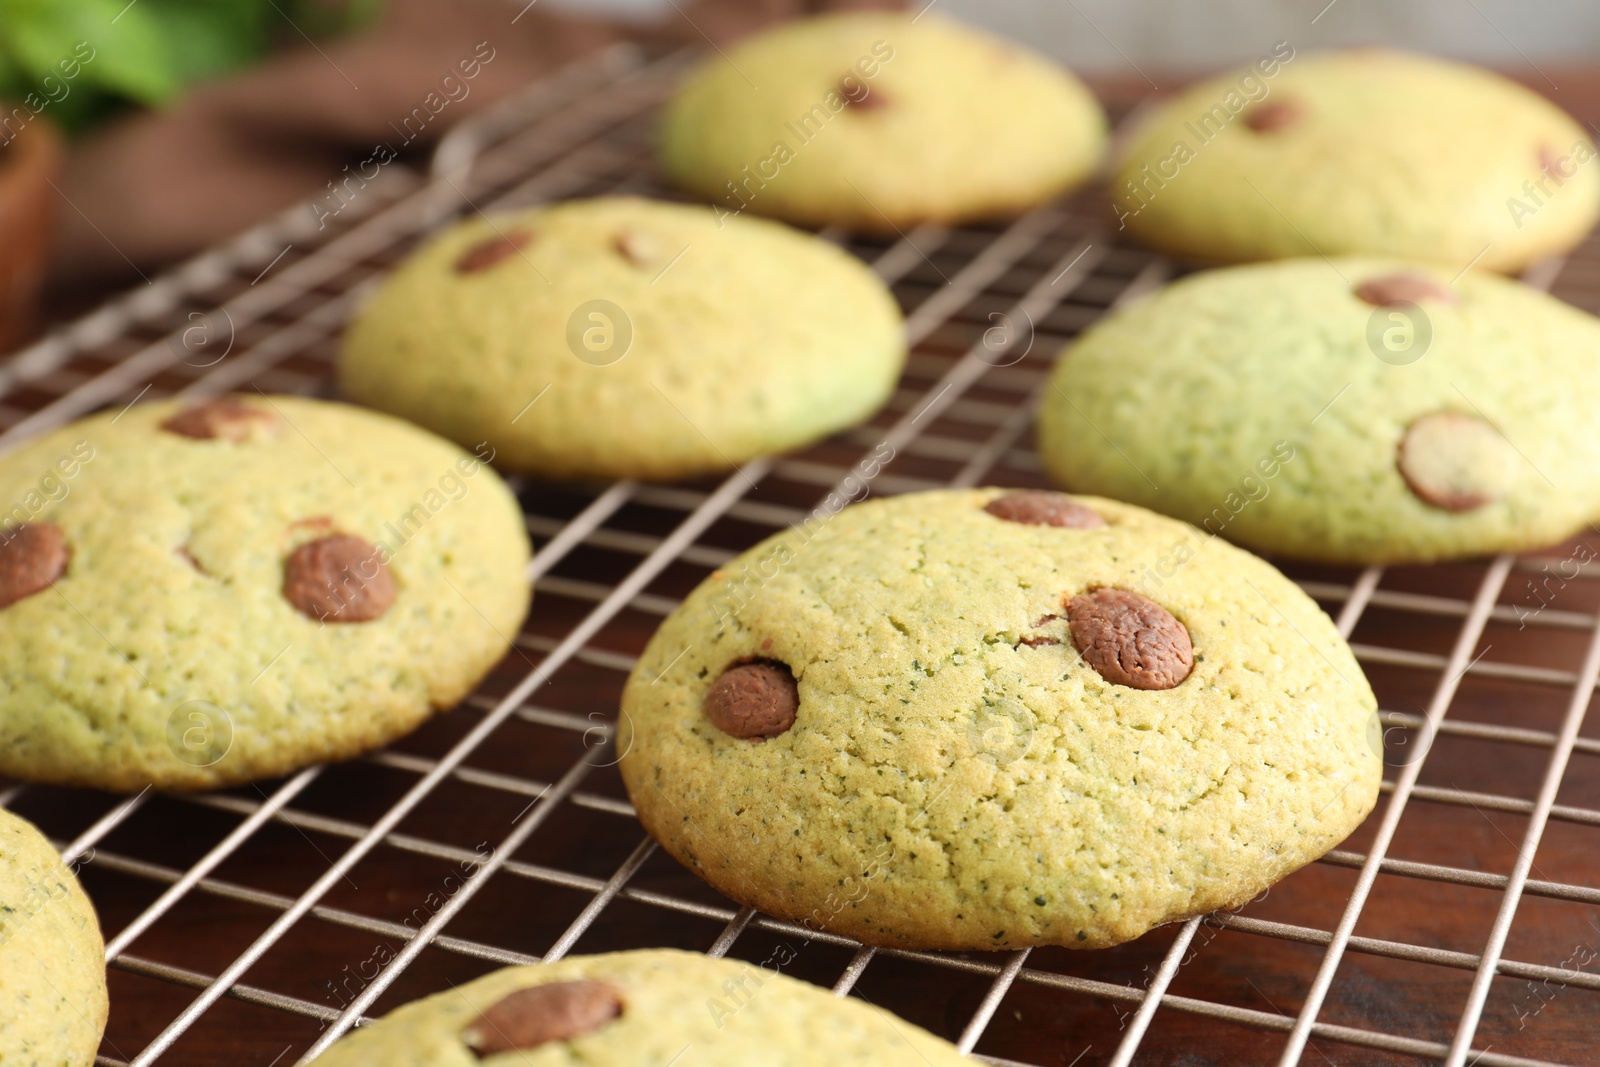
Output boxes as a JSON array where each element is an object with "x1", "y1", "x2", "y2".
[{"x1": 49, "y1": 0, "x2": 901, "y2": 287}]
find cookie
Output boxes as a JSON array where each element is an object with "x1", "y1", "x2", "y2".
[
  {"x1": 1112, "y1": 48, "x2": 1600, "y2": 273},
  {"x1": 310, "y1": 949, "x2": 967, "y2": 1066},
  {"x1": 1037, "y1": 257, "x2": 1600, "y2": 564},
  {"x1": 658, "y1": 12, "x2": 1107, "y2": 232},
  {"x1": 619, "y1": 489, "x2": 1378, "y2": 950},
  {"x1": 0, "y1": 395, "x2": 531, "y2": 791},
  {"x1": 339, "y1": 196, "x2": 905, "y2": 482},
  {"x1": 0, "y1": 808, "x2": 108, "y2": 1065}
]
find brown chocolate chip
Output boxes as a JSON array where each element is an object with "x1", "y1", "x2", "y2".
[
  {"x1": 160, "y1": 397, "x2": 281, "y2": 442},
  {"x1": 456, "y1": 229, "x2": 531, "y2": 274},
  {"x1": 1245, "y1": 99, "x2": 1301, "y2": 132},
  {"x1": 705, "y1": 660, "x2": 799, "y2": 740},
  {"x1": 1067, "y1": 587, "x2": 1193, "y2": 691},
  {"x1": 0, "y1": 522, "x2": 69, "y2": 608},
  {"x1": 1397, "y1": 411, "x2": 1519, "y2": 512},
  {"x1": 613, "y1": 230, "x2": 659, "y2": 268},
  {"x1": 984, "y1": 491, "x2": 1106, "y2": 529},
  {"x1": 1354, "y1": 272, "x2": 1458, "y2": 308},
  {"x1": 462, "y1": 980, "x2": 623, "y2": 1056},
  {"x1": 1540, "y1": 142, "x2": 1568, "y2": 179},
  {"x1": 839, "y1": 76, "x2": 886, "y2": 110},
  {"x1": 282, "y1": 534, "x2": 394, "y2": 622}
]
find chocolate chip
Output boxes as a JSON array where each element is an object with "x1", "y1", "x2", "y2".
[
  {"x1": 1244, "y1": 100, "x2": 1300, "y2": 132},
  {"x1": 1540, "y1": 142, "x2": 1567, "y2": 178},
  {"x1": 1067, "y1": 588, "x2": 1193, "y2": 690},
  {"x1": 160, "y1": 397, "x2": 281, "y2": 442},
  {"x1": 1397, "y1": 411, "x2": 1518, "y2": 512},
  {"x1": 1355, "y1": 273, "x2": 1458, "y2": 308},
  {"x1": 282, "y1": 534, "x2": 394, "y2": 622},
  {"x1": 705, "y1": 660, "x2": 799, "y2": 739},
  {"x1": 456, "y1": 229, "x2": 531, "y2": 273},
  {"x1": 839, "y1": 76, "x2": 886, "y2": 110},
  {"x1": 462, "y1": 981, "x2": 623, "y2": 1056},
  {"x1": 0, "y1": 523, "x2": 69, "y2": 608},
  {"x1": 984, "y1": 491, "x2": 1106, "y2": 529},
  {"x1": 613, "y1": 230, "x2": 659, "y2": 268}
]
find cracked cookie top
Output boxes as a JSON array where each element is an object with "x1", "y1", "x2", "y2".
[{"x1": 619, "y1": 488, "x2": 1378, "y2": 951}]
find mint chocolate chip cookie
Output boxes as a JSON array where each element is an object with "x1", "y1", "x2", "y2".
[
  {"x1": 339, "y1": 196, "x2": 905, "y2": 482},
  {"x1": 0, "y1": 395, "x2": 531, "y2": 790},
  {"x1": 1113, "y1": 48, "x2": 1600, "y2": 272},
  {"x1": 620, "y1": 489, "x2": 1378, "y2": 950},
  {"x1": 1038, "y1": 257, "x2": 1600, "y2": 563},
  {"x1": 1, "y1": 808, "x2": 107, "y2": 1066},
  {"x1": 311, "y1": 949, "x2": 968, "y2": 1066},
  {"x1": 659, "y1": 12, "x2": 1107, "y2": 231}
]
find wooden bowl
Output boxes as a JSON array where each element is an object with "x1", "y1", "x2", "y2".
[{"x1": 0, "y1": 111, "x2": 63, "y2": 353}]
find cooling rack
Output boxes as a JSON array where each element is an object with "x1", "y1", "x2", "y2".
[{"x1": 2, "y1": 42, "x2": 1599, "y2": 1067}]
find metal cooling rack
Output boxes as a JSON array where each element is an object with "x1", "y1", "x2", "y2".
[{"x1": 2, "y1": 42, "x2": 1599, "y2": 1067}]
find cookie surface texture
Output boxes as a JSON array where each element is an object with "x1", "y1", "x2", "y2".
[
  {"x1": 1112, "y1": 48, "x2": 1600, "y2": 272},
  {"x1": 1037, "y1": 257, "x2": 1600, "y2": 564},
  {"x1": 310, "y1": 949, "x2": 969, "y2": 1066},
  {"x1": 659, "y1": 12, "x2": 1107, "y2": 231},
  {"x1": 338, "y1": 196, "x2": 905, "y2": 481},
  {"x1": 0, "y1": 807, "x2": 108, "y2": 1066},
  {"x1": 619, "y1": 489, "x2": 1379, "y2": 949},
  {"x1": 0, "y1": 395, "x2": 531, "y2": 790}
]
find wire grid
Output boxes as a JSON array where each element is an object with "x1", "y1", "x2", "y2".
[{"x1": 0, "y1": 43, "x2": 1597, "y2": 1067}]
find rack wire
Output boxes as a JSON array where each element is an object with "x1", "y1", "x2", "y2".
[{"x1": 2, "y1": 43, "x2": 1598, "y2": 1067}]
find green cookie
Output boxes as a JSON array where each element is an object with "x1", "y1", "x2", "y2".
[
  {"x1": 659, "y1": 12, "x2": 1107, "y2": 232},
  {"x1": 339, "y1": 197, "x2": 905, "y2": 481},
  {"x1": 1037, "y1": 257, "x2": 1600, "y2": 564},
  {"x1": 310, "y1": 949, "x2": 968, "y2": 1066},
  {"x1": 620, "y1": 489, "x2": 1378, "y2": 950},
  {"x1": 0, "y1": 808, "x2": 107, "y2": 1067},
  {"x1": 0, "y1": 395, "x2": 530, "y2": 791},
  {"x1": 1113, "y1": 48, "x2": 1600, "y2": 273}
]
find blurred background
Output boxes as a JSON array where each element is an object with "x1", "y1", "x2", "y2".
[
  {"x1": 559, "y1": 0, "x2": 1600, "y2": 68},
  {"x1": 2, "y1": 0, "x2": 1596, "y2": 353}
]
